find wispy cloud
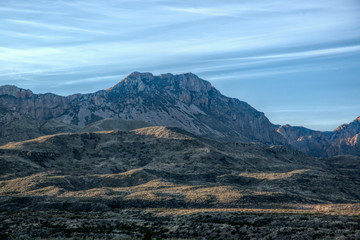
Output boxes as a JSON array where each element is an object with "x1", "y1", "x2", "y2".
[
  {"x1": 203, "y1": 63, "x2": 353, "y2": 81},
  {"x1": 246, "y1": 45, "x2": 360, "y2": 61},
  {"x1": 0, "y1": 46, "x2": 62, "y2": 61},
  {"x1": 7, "y1": 19, "x2": 106, "y2": 34},
  {"x1": 165, "y1": 6, "x2": 265, "y2": 17},
  {"x1": 0, "y1": 6, "x2": 51, "y2": 14}
]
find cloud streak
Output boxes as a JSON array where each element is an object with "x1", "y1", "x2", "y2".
[
  {"x1": 7, "y1": 19, "x2": 107, "y2": 34},
  {"x1": 245, "y1": 45, "x2": 360, "y2": 61}
]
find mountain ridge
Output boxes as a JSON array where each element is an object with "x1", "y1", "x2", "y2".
[{"x1": 0, "y1": 72, "x2": 286, "y2": 145}]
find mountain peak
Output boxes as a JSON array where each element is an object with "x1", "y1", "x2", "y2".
[
  {"x1": 107, "y1": 72, "x2": 154, "y2": 91},
  {"x1": 127, "y1": 71, "x2": 153, "y2": 79},
  {"x1": 122, "y1": 72, "x2": 154, "y2": 84},
  {"x1": 108, "y1": 72, "x2": 211, "y2": 93},
  {"x1": 0, "y1": 85, "x2": 21, "y2": 92},
  {"x1": 334, "y1": 116, "x2": 360, "y2": 132},
  {"x1": 177, "y1": 72, "x2": 198, "y2": 77}
]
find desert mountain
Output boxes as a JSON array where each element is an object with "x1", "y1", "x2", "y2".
[
  {"x1": 0, "y1": 72, "x2": 286, "y2": 145},
  {"x1": 277, "y1": 116, "x2": 360, "y2": 157}
]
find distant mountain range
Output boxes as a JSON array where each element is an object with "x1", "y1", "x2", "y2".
[
  {"x1": 276, "y1": 117, "x2": 360, "y2": 157},
  {"x1": 0, "y1": 72, "x2": 359, "y2": 157}
]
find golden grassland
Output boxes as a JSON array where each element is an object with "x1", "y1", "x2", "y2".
[{"x1": 238, "y1": 169, "x2": 310, "y2": 180}]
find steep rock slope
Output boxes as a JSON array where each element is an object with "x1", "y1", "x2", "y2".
[{"x1": 0, "y1": 72, "x2": 286, "y2": 144}]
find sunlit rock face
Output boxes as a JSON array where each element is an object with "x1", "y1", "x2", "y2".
[
  {"x1": 276, "y1": 117, "x2": 360, "y2": 157},
  {"x1": 0, "y1": 72, "x2": 286, "y2": 145}
]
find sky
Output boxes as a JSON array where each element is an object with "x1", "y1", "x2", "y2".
[{"x1": 0, "y1": 0, "x2": 359, "y2": 131}]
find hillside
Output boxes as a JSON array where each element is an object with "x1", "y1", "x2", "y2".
[{"x1": 1, "y1": 126, "x2": 359, "y2": 210}]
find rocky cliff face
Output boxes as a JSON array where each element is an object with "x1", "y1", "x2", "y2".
[
  {"x1": 276, "y1": 117, "x2": 360, "y2": 157},
  {"x1": 0, "y1": 72, "x2": 286, "y2": 145},
  {"x1": 328, "y1": 117, "x2": 360, "y2": 156}
]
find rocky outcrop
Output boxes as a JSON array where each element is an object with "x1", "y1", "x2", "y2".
[
  {"x1": 0, "y1": 72, "x2": 286, "y2": 145},
  {"x1": 327, "y1": 117, "x2": 360, "y2": 156},
  {"x1": 276, "y1": 117, "x2": 360, "y2": 157}
]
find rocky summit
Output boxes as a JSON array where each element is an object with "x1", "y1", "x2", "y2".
[{"x1": 0, "y1": 72, "x2": 285, "y2": 145}]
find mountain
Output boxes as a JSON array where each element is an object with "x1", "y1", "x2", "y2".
[
  {"x1": 0, "y1": 72, "x2": 286, "y2": 145},
  {"x1": 276, "y1": 116, "x2": 360, "y2": 157}
]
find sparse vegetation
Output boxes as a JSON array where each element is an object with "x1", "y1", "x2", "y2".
[
  {"x1": 0, "y1": 126, "x2": 359, "y2": 239},
  {"x1": 1, "y1": 209, "x2": 359, "y2": 239}
]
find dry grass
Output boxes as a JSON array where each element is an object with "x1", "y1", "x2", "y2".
[
  {"x1": 183, "y1": 186, "x2": 243, "y2": 204},
  {"x1": 145, "y1": 204, "x2": 360, "y2": 216},
  {"x1": 238, "y1": 169, "x2": 310, "y2": 180},
  {"x1": 0, "y1": 174, "x2": 280, "y2": 204},
  {"x1": 0, "y1": 133, "x2": 68, "y2": 149},
  {"x1": 97, "y1": 168, "x2": 145, "y2": 177},
  {"x1": 124, "y1": 191, "x2": 173, "y2": 201},
  {"x1": 133, "y1": 126, "x2": 193, "y2": 140},
  {"x1": 305, "y1": 203, "x2": 360, "y2": 215},
  {"x1": 0, "y1": 131, "x2": 116, "y2": 150},
  {"x1": 146, "y1": 208, "x2": 312, "y2": 216}
]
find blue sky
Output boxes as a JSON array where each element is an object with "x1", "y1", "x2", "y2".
[{"x1": 0, "y1": 0, "x2": 359, "y2": 131}]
